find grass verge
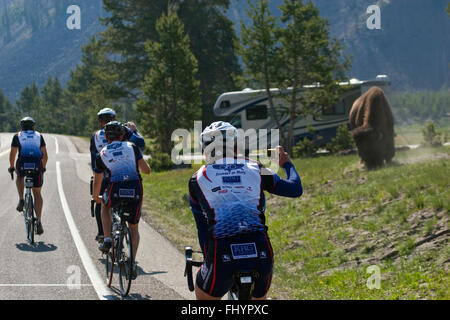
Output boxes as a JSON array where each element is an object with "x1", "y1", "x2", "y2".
[{"x1": 140, "y1": 145, "x2": 449, "y2": 299}]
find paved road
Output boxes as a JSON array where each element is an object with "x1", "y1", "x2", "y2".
[{"x1": 0, "y1": 133, "x2": 194, "y2": 300}]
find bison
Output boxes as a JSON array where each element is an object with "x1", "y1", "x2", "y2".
[{"x1": 349, "y1": 86, "x2": 395, "y2": 169}]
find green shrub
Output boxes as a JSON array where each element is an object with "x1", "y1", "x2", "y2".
[
  {"x1": 147, "y1": 152, "x2": 173, "y2": 172},
  {"x1": 326, "y1": 125, "x2": 355, "y2": 153},
  {"x1": 421, "y1": 121, "x2": 442, "y2": 147},
  {"x1": 293, "y1": 137, "x2": 318, "y2": 158}
]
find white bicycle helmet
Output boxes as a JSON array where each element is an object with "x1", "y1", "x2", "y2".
[
  {"x1": 200, "y1": 121, "x2": 238, "y2": 149},
  {"x1": 97, "y1": 107, "x2": 116, "y2": 120}
]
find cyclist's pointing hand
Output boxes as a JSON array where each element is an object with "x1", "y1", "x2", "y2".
[{"x1": 277, "y1": 146, "x2": 292, "y2": 167}]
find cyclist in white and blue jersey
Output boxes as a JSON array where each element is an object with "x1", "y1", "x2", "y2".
[
  {"x1": 188, "y1": 121, "x2": 302, "y2": 300},
  {"x1": 92, "y1": 121, "x2": 150, "y2": 279},
  {"x1": 90, "y1": 108, "x2": 146, "y2": 242},
  {"x1": 8, "y1": 117, "x2": 48, "y2": 235}
]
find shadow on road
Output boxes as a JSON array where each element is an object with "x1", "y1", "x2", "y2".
[{"x1": 15, "y1": 242, "x2": 58, "y2": 252}]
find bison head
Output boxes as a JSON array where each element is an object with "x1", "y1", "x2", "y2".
[{"x1": 352, "y1": 126, "x2": 384, "y2": 169}]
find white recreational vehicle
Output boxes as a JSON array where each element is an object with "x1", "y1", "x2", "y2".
[{"x1": 213, "y1": 75, "x2": 391, "y2": 147}]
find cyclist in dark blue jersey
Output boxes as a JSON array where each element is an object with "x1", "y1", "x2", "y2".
[
  {"x1": 90, "y1": 108, "x2": 146, "y2": 242},
  {"x1": 188, "y1": 121, "x2": 302, "y2": 300},
  {"x1": 8, "y1": 117, "x2": 48, "y2": 235},
  {"x1": 93, "y1": 121, "x2": 150, "y2": 279}
]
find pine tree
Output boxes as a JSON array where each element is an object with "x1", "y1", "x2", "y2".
[
  {"x1": 16, "y1": 83, "x2": 41, "y2": 119},
  {"x1": 138, "y1": 7, "x2": 201, "y2": 155},
  {"x1": 241, "y1": 0, "x2": 286, "y2": 145},
  {"x1": 99, "y1": 0, "x2": 241, "y2": 121},
  {"x1": 0, "y1": 89, "x2": 16, "y2": 132},
  {"x1": 41, "y1": 77, "x2": 65, "y2": 133},
  {"x1": 66, "y1": 36, "x2": 118, "y2": 136},
  {"x1": 279, "y1": 0, "x2": 351, "y2": 153}
]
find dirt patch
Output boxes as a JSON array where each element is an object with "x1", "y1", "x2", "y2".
[{"x1": 397, "y1": 152, "x2": 450, "y2": 165}]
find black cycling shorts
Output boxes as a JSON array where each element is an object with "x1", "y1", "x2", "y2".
[
  {"x1": 196, "y1": 232, "x2": 274, "y2": 298},
  {"x1": 102, "y1": 180, "x2": 143, "y2": 225},
  {"x1": 16, "y1": 158, "x2": 44, "y2": 188}
]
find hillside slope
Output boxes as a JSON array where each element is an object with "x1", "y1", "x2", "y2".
[
  {"x1": 0, "y1": 0, "x2": 449, "y2": 103},
  {"x1": 0, "y1": 0, "x2": 104, "y2": 102},
  {"x1": 229, "y1": 0, "x2": 450, "y2": 91},
  {"x1": 140, "y1": 145, "x2": 450, "y2": 299}
]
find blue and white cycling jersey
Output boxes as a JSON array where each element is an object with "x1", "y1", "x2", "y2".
[
  {"x1": 190, "y1": 158, "x2": 267, "y2": 239},
  {"x1": 90, "y1": 127, "x2": 145, "y2": 172},
  {"x1": 95, "y1": 141, "x2": 142, "y2": 183},
  {"x1": 94, "y1": 129, "x2": 108, "y2": 154},
  {"x1": 189, "y1": 157, "x2": 302, "y2": 244},
  {"x1": 13, "y1": 130, "x2": 44, "y2": 160}
]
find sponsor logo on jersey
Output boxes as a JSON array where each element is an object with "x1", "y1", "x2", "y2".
[
  {"x1": 222, "y1": 176, "x2": 241, "y2": 184},
  {"x1": 212, "y1": 164, "x2": 245, "y2": 172}
]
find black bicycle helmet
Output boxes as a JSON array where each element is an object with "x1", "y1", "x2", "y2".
[
  {"x1": 104, "y1": 121, "x2": 124, "y2": 140},
  {"x1": 20, "y1": 117, "x2": 36, "y2": 130},
  {"x1": 97, "y1": 107, "x2": 116, "y2": 122}
]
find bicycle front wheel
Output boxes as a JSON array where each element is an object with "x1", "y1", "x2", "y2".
[{"x1": 118, "y1": 227, "x2": 133, "y2": 297}]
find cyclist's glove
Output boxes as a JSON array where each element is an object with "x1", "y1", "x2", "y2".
[{"x1": 8, "y1": 167, "x2": 14, "y2": 174}]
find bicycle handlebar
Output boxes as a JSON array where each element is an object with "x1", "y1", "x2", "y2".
[{"x1": 184, "y1": 247, "x2": 203, "y2": 292}]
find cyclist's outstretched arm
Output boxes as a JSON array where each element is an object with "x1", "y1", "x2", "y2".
[
  {"x1": 262, "y1": 146, "x2": 302, "y2": 198},
  {"x1": 124, "y1": 125, "x2": 145, "y2": 151}
]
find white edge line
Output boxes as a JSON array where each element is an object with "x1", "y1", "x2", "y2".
[
  {"x1": 0, "y1": 284, "x2": 93, "y2": 287},
  {"x1": 54, "y1": 136, "x2": 59, "y2": 154},
  {"x1": 0, "y1": 149, "x2": 9, "y2": 157},
  {"x1": 56, "y1": 161, "x2": 113, "y2": 300}
]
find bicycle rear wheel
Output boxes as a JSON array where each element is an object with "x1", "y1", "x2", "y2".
[
  {"x1": 118, "y1": 226, "x2": 133, "y2": 297},
  {"x1": 24, "y1": 194, "x2": 35, "y2": 245}
]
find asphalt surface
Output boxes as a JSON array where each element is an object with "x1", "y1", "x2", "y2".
[{"x1": 0, "y1": 133, "x2": 193, "y2": 300}]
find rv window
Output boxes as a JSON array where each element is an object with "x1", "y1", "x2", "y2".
[
  {"x1": 246, "y1": 105, "x2": 268, "y2": 121},
  {"x1": 220, "y1": 100, "x2": 231, "y2": 109}
]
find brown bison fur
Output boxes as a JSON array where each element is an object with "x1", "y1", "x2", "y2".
[{"x1": 349, "y1": 86, "x2": 395, "y2": 169}]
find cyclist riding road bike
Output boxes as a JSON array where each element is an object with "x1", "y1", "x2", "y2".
[
  {"x1": 90, "y1": 108, "x2": 145, "y2": 242},
  {"x1": 93, "y1": 121, "x2": 150, "y2": 279},
  {"x1": 188, "y1": 121, "x2": 303, "y2": 300},
  {"x1": 8, "y1": 117, "x2": 48, "y2": 235}
]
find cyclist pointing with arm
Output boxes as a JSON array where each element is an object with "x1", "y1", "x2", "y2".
[
  {"x1": 93, "y1": 121, "x2": 150, "y2": 279},
  {"x1": 188, "y1": 121, "x2": 302, "y2": 300},
  {"x1": 9, "y1": 117, "x2": 48, "y2": 235}
]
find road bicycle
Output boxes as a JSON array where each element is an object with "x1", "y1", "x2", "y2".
[
  {"x1": 103, "y1": 200, "x2": 134, "y2": 298},
  {"x1": 11, "y1": 167, "x2": 37, "y2": 245},
  {"x1": 184, "y1": 246, "x2": 260, "y2": 300}
]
